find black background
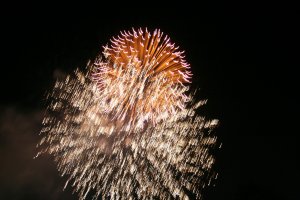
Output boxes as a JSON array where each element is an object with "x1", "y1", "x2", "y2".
[{"x1": 0, "y1": 3, "x2": 299, "y2": 200}]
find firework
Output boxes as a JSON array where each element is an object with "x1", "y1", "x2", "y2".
[{"x1": 36, "y1": 28, "x2": 218, "y2": 200}]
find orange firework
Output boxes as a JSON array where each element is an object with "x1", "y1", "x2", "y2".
[
  {"x1": 103, "y1": 28, "x2": 191, "y2": 83},
  {"x1": 92, "y1": 28, "x2": 192, "y2": 131}
]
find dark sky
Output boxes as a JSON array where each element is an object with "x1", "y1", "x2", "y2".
[{"x1": 0, "y1": 4, "x2": 299, "y2": 200}]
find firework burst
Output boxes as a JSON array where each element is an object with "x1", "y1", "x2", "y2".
[{"x1": 36, "y1": 28, "x2": 218, "y2": 200}]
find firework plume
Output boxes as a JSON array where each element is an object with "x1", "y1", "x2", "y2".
[{"x1": 36, "y1": 28, "x2": 218, "y2": 200}]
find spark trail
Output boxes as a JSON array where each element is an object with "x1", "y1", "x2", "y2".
[{"x1": 36, "y1": 28, "x2": 218, "y2": 200}]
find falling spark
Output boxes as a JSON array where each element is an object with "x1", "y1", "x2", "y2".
[{"x1": 36, "y1": 28, "x2": 218, "y2": 200}]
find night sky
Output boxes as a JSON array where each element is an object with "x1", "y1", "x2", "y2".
[{"x1": 0, "y1": 4, "x2": 299, "y2": 200}]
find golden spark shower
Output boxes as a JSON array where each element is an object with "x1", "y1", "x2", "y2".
[{"x1": 36, "y1": 28, "x2": 219, "y2": 200}]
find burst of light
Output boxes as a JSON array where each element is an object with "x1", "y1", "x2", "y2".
[{"x1": 36, "y1": 28, "x2": 218, "y2": 200}]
